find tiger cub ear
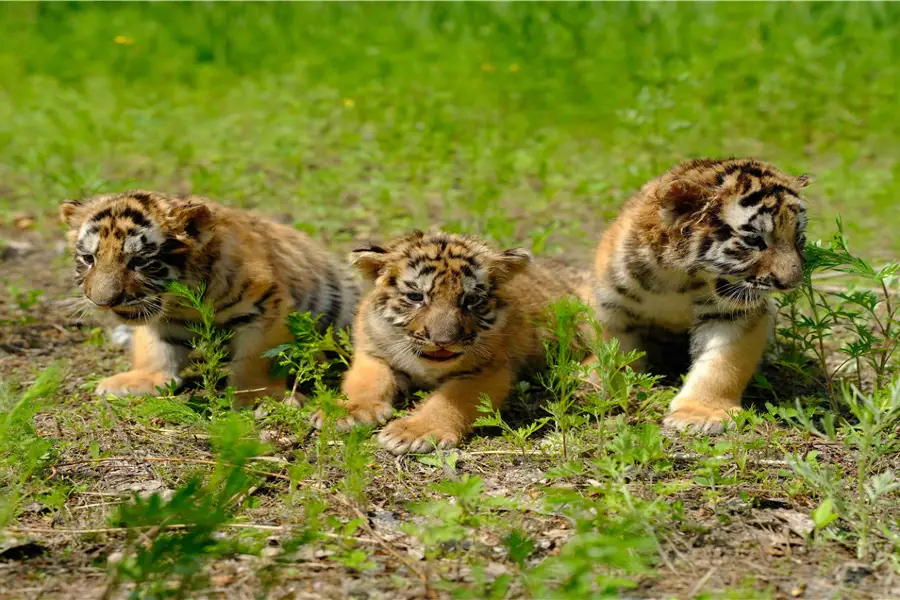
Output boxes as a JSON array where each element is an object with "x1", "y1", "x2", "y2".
[
  {"x1": 350, "y1": 244, "x2": 389, "y2": 281},
  {"x1": 167, "y1": 202, "x2": 212, "y2": 238},
  {"x1": 490, "y1": 247, "x2": 531, "y2": 283},
  {"x1": 795, "y1": 173, "x2": 813, "y2": 189},
  {"x1": 656, "y1": 179, "x2": 709, "y2": 226},
  {"x1": 59, "y1": 199, "x2": 83, "y2": 228}
]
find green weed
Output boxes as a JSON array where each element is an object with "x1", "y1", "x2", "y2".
[
  {"x1": 0, "y1": 365, "x2": 62, "y2": 527},
  {"x1": 168, "y1": 281, "x2": 232, "y2": 407},
  {"x1": 108, "y1": 413, "x2": 269, "y2": 597}
]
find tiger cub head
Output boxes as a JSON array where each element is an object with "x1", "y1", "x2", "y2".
[
  {"x1": 60, "y1": 190, "x2": 212, "y2": 323},
  {"x1": 352, "y1": 231, "x2": 531, "y2": 363},
  {"x1": 654, "y1": 158, "x2": 810, "y2": 306}
]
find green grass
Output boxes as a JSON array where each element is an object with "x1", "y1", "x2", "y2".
[
  {"x1": 3, "y1": 4, "x2": 900, "y2": 598},
  {"x1": 2, "y1": 3, "x2": 899, "y2": 254}
]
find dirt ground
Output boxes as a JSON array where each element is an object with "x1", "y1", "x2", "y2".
[{"x1": 1, "y1": 223, "x2": 897, "y2": 600}]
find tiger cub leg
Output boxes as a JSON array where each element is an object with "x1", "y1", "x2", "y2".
[
  {"x1": 96, "y1": 325, "x2": 189, "y2": 396},
  {"x1": 664, "y1": 311, "x2": 770, "y2": 434},
  {"x1": 309, "y1": 351, "x2": 398, "y2": 431},
  {"x1": 229, "y1": 320, "x2": 291, "y2": 408},
  {"x1": 377, "y1": 363, "x2": 513, "y2": 455}
]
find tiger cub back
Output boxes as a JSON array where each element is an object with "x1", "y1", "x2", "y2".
[
  {"x1": 586, "y1": 158, "x2": 810, "y2": 433},
  {"x1": 311, "y1": 230, "x2": 582, "y2": 454},
  {"x1": 60, "y1": 190, "x2": 359, "y2": 404}
]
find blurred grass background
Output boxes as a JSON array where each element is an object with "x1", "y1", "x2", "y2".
[{"x1": 1, "y1": 2, "x2": 897, "y2": 255}]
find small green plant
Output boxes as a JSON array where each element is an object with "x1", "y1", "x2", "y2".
[
  {"x1": 169, "y1": 281, "x2": 233, "y2": 406},
  {"x1": 473, "y1": 394, "x2": 550, "y2": 458},
  {"x1": 0, "y1": 365, "x2": 62, "y2": 526},
  {"x1": 537, "y1": 298, "x2": 593, "y2": 459},
  {"x1": 2, "y1": 281, "x2": 44, "y2": 324},
  {"x1": 783, "y1": 379, "x2": 900, "y2": 560},
  {"x1": 83, "y1": 326, "x2": 105, "y2": 347},
  {"x1": 109, "y1": 413, "x2": 269, "y2": 597},
  {"x1": 340, "y1": 426, "x2": 374, "y2": 503},
  {"x1": 777, "y1": 219, "x2": 900, "y2": 407},
  {"x1": 264, "y1": 311, "x2": 353, "y2": 399}
]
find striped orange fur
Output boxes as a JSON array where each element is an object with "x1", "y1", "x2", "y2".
[
  {"x1": 61, "y1": 190, "x2": 359, "y2": 405},
  {"x1": 584, "y1": 158, "x2": 810, "y2": 433},
  {"x1": 311, "y1": 231, "x2": 583, "y2": 454}
]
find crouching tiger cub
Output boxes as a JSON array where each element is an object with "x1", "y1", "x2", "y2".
[
  {"x1": 586, "y1": 158, "x2": 809, "y2": 433},
  {"x1": 310, "y1": 231, "x2": 581, "y2": 454},
  {"x1": 61, "y1": 190, "x2": 358, "y2": 405}
]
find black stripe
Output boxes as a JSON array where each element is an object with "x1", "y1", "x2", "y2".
[
  {"x1": 714, "y1": 225, "x2": 734, "y2": 241},
  {"x1": 624, "y1": 253, "x2": 656, "y2": 292},
  {"x1": 739, "y1": 190, "x2": 768, "y2": 207},
  {"x1": 708, "y1": 262, "x2": 750, "y2": 275},
  {"x1": 89, "y1": 208, "x2": 114, "y2": 222},
  {"x1": 406, "y1": 256, "x2": 426, "y2": 270},
  {"x1": 475, "y1": 314, "x2": 496, "y2": 328},
  {"x1": 317, "y1": 272, "x2": 344, "y2": 332},
  {"x1": 217, "y1": 280, "x2": 251, "y2": 312},
  {"x1": 372, "y1": 293, "x2": 390, "y2": 311},
  {"x1": 119, "y1": 208, "x2": 151, "y2": 228},
  {"x1": 600, "y1": 301, "x2": 639, "y2": 321},
  {"x1": 158, "y1": 238, "x2": 188, "y2": 272},
  {"x1": 223, "y1": 313, "x2": 257, "y2": 329},
  {"x1": 130, "y1": 191, "x2": 153, "y2": 204},
  {"x1": 697, "y1": 237, "x2": 714, "y2": 259},
  {"x1": 695, "y1": 312, "x2": 739, "y2": 324},
  {"x1": 253, "y1": 284, "x2": 278, "y2": 313},
  {"x1": 678, "y1": 279, "x2": 707, "y2": 293},
  {"x1": 417, "y1": 265, "x2": 437, "y2": 277},
  {"x1": 613, "y1": 284, "x2": 642, "y2": 303}
]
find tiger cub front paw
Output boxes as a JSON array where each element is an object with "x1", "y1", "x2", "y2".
[
  {"x1": 663, "y1": 402, "x2": 737, "y2": 435},
  {"x1": 309, "y1": 399, "x2": 393, "y2": 432},
  {"x1": 376, "y1": 413, "x2": 463, "y2": 455},
  {"x1": 95, "y1": 371, "x2": 179, "y2": 397}
]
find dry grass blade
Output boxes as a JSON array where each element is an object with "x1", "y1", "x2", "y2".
[{"x1": 50, "y1": 456, "x2": 301, "y2": 485}]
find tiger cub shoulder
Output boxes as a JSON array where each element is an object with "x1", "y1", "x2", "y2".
[
  {"x1": 60, "y1": 190, "x2": 359, "y2": 404},
  {"x1": 587, "y1": 158, "x2": 810, "y2": 433},
  {"x1": 311, "y1": 230, "x2": 582, "y2": 454}
]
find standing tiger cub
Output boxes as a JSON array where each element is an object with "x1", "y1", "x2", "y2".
[
  {"x1": 311, "y1": 231, "x2": 581, "y2": 454},
  {"x1": 586, "y1": 158, "x2": 809, "y2": 433},
  {"x1": 61, "y1": 190, "x2": 358, "y2": 405}
]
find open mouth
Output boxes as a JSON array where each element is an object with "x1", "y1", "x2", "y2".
[{"x1": 420, "y1": 349, "x2": 463, "y2": 362}]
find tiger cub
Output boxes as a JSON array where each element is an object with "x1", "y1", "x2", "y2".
[
  {"x1": 586, "y1": 158, "x2": 809, "y2": 433},
  {"x1": 60, "y1": 190, "x2": 359, "y2": 405},
  {"x1": 310, "y1": 231, "x2": 581, "y2": 454}
]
